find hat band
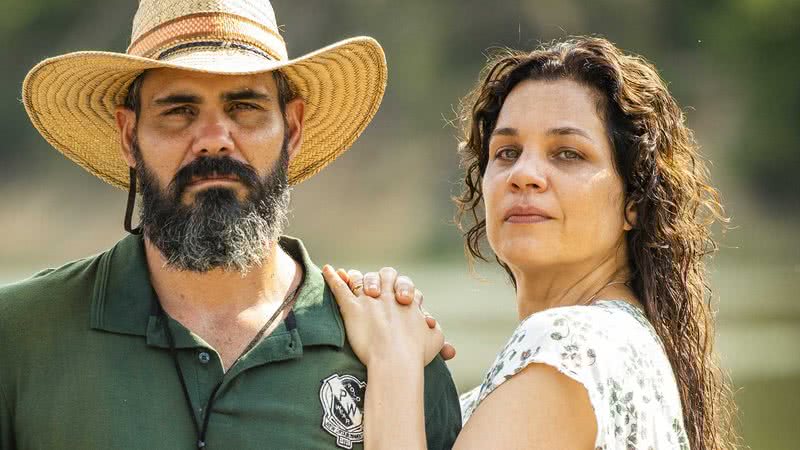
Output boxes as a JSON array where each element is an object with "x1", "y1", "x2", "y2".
[
  {"x1": 157, "y1": 40, "x2": 275, "y2": 61},
  {"x1": 127, "y1": 12, "x2": 287, "y2": 61}
]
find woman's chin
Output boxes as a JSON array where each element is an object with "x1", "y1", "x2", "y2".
[{"x1": 495, "y1": 239, "x2": 557, "y2": 267}]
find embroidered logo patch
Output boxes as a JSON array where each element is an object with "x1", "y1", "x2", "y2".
[{"x1": 319, "y1": 373, "x2": 366, "y2": 449}]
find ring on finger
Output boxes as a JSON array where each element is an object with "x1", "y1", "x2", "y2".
[{"x1": 351, "y1": 283, "x2": 364, "y2": 294}]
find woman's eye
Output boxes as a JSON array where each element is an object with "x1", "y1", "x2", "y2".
[
  {"x1": 496, "y1": 148, "x2": 521, "y2": 160},
  {"x1": 556, "y1": 148, "x2": 582, "y2": 160}
]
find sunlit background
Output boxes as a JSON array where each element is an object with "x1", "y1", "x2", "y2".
[{"x1": 2, "y1": 1, "x2": 799, "y2": 448}]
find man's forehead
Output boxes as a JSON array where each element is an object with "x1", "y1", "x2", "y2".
[{"x1": 141, "y1": 68, "x2": 275, "y2": 98}]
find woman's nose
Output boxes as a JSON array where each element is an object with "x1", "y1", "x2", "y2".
[{"x1": 506, "y1": 155, "x2": 548, "y2": 192}]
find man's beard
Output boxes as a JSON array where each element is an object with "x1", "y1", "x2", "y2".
[{"x1": 133, "y1": 138, "x2": 291, "y2": 274}]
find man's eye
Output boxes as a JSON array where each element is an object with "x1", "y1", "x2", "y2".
[
  {"x1": 231, "y1": 103, "x2": 260, "y2": 111},
  {"x1": 496, "y1": 148, "x2": 521, "y2": 160},
  {"x1": 164, "y1": 106, "x2": 194, "y2": 116}
]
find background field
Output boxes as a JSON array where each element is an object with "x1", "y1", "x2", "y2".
[{"x1": 2, "y1": 1, "x2": 799, "y2": 448}]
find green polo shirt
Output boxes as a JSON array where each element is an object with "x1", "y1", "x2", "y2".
[{"x1": 0, "y1": 234, "x2": 461, "y2": 449}]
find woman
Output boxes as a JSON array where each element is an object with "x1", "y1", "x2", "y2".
[{"x1": 322, "y1": 36, "x2": 737, "y2": 449}]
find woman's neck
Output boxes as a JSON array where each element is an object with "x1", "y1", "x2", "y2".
[{"x1": 511, "y1": 252, "x2": 634, "y2": 321}]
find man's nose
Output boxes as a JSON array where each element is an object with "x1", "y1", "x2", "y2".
[
  {"x1": 506, "y1": 153, "x2": 549, "y2": 192},
  {"x1": 191, "y1": 115, "x2": 235, "y2": 157}
]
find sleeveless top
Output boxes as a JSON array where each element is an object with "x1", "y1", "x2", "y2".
[{"x1": 459, "y1": 300, "x2": 691, "y2": 449}]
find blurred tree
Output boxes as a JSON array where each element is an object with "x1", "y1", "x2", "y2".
[
  {"x1": 2, "y1": 0, "x2": 797, "y2": 212},
  {"x1": 0, "y1": 0, "x2": 135, "y2": 174}
]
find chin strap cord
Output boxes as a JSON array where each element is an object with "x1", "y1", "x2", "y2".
[{"x1": 125, "y1": 168, "x2": 143, "y2": 235}]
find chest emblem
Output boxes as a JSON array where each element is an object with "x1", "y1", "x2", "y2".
[{"x1": 319, "y1": 373, "x2": 366, "y2": 449}]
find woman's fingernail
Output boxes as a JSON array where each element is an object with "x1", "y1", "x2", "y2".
[{"x1": 399, "y1": 287, "x2": 410, "y2": 297}]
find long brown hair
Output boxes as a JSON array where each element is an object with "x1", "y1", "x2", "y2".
[{"x1": 455, "y1": 36, "x2": 738, "y2": 449}]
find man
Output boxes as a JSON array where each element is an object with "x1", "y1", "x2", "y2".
[{"x1": 0, "y1": 1, "x2": 461, "y2": 449}]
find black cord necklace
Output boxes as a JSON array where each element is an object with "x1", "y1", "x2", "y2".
[{"x1": 158, "y1": 282, "x2": 302, "y2": 449}]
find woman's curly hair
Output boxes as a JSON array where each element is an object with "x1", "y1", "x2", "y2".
[{"x1": 455, "y1": 36, "x2": 738, "y2": 449}]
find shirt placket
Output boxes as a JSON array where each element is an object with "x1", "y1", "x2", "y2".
[
  {"x1": 146, "y1": 315, "x2": 227, "y2": 430},
  {"x1": 188, "y1": 346, "x2": 225, "y2": 426}
]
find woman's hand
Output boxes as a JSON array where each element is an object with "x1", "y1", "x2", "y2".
[
  {"x1": 334, "y1": 267, "x2": 457, "y2": 361},
  {"x1": 322, "y1": 265, "x2": 445, "y2": 368}
]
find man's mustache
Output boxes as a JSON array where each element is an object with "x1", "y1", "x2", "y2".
[{"x1": 168, "y1": 156, "x2": 261, "y2": 197}]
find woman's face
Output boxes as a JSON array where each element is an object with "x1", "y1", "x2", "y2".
[{"x1": 482, "y1": 79, "x2": 632, "y2": 273}]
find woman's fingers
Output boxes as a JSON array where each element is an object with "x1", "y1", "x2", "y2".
[
  {"x1": 355, "y1": 268, "x2": 419, "y2": 306},
  {"x1": 420, "y1": 304, "x2": 435, "y2": 329},
  {"x1": 346, "y1": 269, "x2": 364, "y2": 296},
  {"x1": 336, "y1": 268, "x2": 350, "y2": 284},
  {"x1": 423, "y1": 314, "x2": 446, "y2": 365},
  {"x1": 379, "y1": 267, "x2": 397, "y2": 295},
  {"x1": 394, "y1": 276, "x2": 415, "y2": 305},
  {"x1": 363, "y1": 271, "x2": 381, "y2": 297},
  {"x1": 322, "y1": 265, "x2": 358, "y2": 311},
  {"x1": 421, "y1": 306, "x2": 455, "y2": 361},
  {"x1": 440, "y1": 342, "x2": 457, "y2": 361}
]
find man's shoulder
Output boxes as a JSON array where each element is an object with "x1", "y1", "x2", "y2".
[
  {"x1": 0, "y1": 251, "x2": 106, "y2": 320},
  {"x1": 423, "y1": 354, "x2": 457, "y2": 385},
  {"x1": 422, "y1": 355, "x2": 462, "y2": 447},
  {"x1": 422, "y1": 355, "x2": 460, "y2": 409}
]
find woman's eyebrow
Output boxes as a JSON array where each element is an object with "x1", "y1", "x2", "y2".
[
  {"x1": 492, "y1": 126, "x2": 595, "y2": 143},
  {"x1": 547, "y1": 126, "x2": 593, "y2": 141},
  {"x1": 491, "y1": 127, "x2": 518, "y2": 137}
]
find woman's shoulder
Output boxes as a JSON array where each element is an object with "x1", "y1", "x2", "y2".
[
  {"x1": 462, "y1": 300, "x2": 689, "y2": 447},
  {"x1": 522, "y1": 298, "x2": 648, "y2": 333},
  {"x1": 465, "y1": 301, "x2": 651, "y2": 409},
  {"x1": 491, "y1": 300, "x2": 657, "y2": 381},
  {"x1": 511, "y1": 300, "x2": 653, "y2": 351}
]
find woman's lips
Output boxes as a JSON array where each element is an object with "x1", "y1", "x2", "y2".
[
  {"x1": 503, "y1": 205, "x2": 554, "y2": 223},
  {"x1": 505, "y1": 214, "x2": 551, "y2": 223}
]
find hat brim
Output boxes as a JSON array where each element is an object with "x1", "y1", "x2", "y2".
[{"x1": 22, "y1": 37, "x2": 387, "y2": 188}]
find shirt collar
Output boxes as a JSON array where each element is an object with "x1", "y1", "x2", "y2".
[{"x1": 90, "y1": 234, "x2": 345, "y2": 349}]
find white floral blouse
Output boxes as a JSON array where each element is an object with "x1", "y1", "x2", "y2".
[{"x1": 459, "y1": 300, "x2": 690, "y2": 449}]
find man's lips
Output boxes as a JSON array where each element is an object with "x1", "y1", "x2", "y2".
[
  {"x1": 188, "y1": 174, "x2": 240, "y2": 187},
  {"x1": 504, "y1": 205, "x2": 554, "y2": 223}
]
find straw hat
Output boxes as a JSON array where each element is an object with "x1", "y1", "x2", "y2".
[{"x1": 22, "y1": 0, "x2": 387, "y2": 188}]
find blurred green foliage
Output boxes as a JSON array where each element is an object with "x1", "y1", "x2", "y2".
[{"x1": 1, "y1": 0, "x2": 798, "y2": 207}]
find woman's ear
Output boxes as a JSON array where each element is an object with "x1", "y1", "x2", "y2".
[{"x1": 623, "y1": 199, "x2": 638, "y2": 231}]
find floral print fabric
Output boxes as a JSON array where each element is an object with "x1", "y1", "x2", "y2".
[{"x1": 459, "y1": 300, "x2": 690, "y2": 449}]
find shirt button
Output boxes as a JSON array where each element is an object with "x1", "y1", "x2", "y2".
[{"x1": 198, "y1": 351, "x2": 211, "y2": 364}]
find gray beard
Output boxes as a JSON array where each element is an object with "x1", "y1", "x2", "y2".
[{"x1": 134, "y1": 140, "x2": 291, "y2": 274}]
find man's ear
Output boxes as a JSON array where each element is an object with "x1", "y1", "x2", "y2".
[
  {"x1": 115, "y1": 106, "x2": 137, "y2": 169},
  {"x1": 623, "y1": 199, "x2": 638, "y2": 231},
  {"x1": 283, "y1": 98, "x2": 305, "y2": 161}
]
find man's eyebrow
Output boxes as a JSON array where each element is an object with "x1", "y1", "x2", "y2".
[
  {"x1": 547, "y1": 126, "x2": 593, "y2": 141},
  {"x1": 491, "y1": 127, "x2": 518, "y2": 137},
  {"x1": 153, "y1": 94, "x2": 202, "y2": 105},
  {"x1": 222, "y1": 89, "x2": 271, "y2": 102}
]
